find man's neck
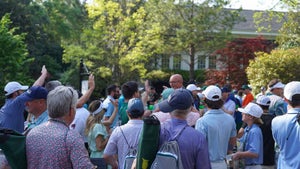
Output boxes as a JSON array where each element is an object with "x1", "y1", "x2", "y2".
[{"x1": 33, "y1": 108, "x2": 47, "y2": 119}]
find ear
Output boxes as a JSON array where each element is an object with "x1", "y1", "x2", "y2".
[
  {"x1": 64, "y1": 107, "x2": 76, "y2": 126},
  {"x1": 126, "y1": 111, "x2": 131, "y2": 119}
]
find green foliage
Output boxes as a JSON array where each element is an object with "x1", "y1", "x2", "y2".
[
  {"x1": 0, "y1": 14, "x2": 32, "y2": 104},
  {"x1": 247, "y1": 47, "x2": 300, "y2": 94},
  {"x1": 253, "y1": 0, "x2": 300, "y2": 49},
  {"x1": 63, "y1": 0, "x2": 244, "y2": 87},
  {"x1": 60, "y1": 62, "x2": 79, "y2": 89},
  {"x1": 145, "y1": 0, "x2": 244, "y2": 80},
  {"x1": 165, "y1": 69, "x2": 206, "y2": 84},
  {"x1": 144, "y1": 70, "x2": 171, "y2": 81},
  {"x1": 64, "y1": 0, "x2": 156, "y2": 85},
  {"x1": 32, "y1": 0, "x2": 87, "y2": 42},
  {"x1": 144, "y1": 69, "x2": 205, "y2": 88},
  {"x1": 0, "y1": 0, "x2": 84, "y2": 81}
]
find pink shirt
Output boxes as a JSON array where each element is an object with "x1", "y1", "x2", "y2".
[
  {"x1": 153, "y1": 111, "x2": 171, "y2": 123},
  {"x1": 186, "y1": 111, "x2": 200, "y2": 126}
]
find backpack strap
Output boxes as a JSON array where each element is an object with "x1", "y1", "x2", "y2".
[
  {"x1": 172, "y1": 124, "x2": 188, "y2": 141},
  {"x1": 120, "y1": 127, "x2": 131, "y2": 148},
  {"x1": 286, "y1": 113, "x2": 300, "y2": 140},
  {"x1": 120, "y1": 126, "x2": 142, "y2": 149}
]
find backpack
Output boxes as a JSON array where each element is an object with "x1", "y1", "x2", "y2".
[
  {"x1": 136, "y1": 115, "x2": 160, "y2": 169},
  {"x1": 0, "y1": 128, "x2": 27, "y2": 169},
  {"x1": 120, "y1": 127, "x2": 138, "y2": 169},
  {"x1": 150, "y1": 125, "x2": 187, "y2": 169}
]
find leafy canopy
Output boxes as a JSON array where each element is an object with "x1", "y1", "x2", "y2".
[
  {"x1": 247, "y1": 47, "x2": 300, "y2": 94},
  {"x1": 0, "y1": 14, "x2": 32, "y2": 101}
]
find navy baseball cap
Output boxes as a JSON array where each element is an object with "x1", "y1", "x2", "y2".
[
  {"x1": 158, "y1": 89, "x2": 193, "y2": 113},
  {"x1": 221, "y1": 87, "x2": 231, "y2": 93},
  {"x1": 24, "y1": 86, "x2": 48, "y2": 101},
  {"x1": 127, "y1": 98, "x2": 144, "y2": 116}
]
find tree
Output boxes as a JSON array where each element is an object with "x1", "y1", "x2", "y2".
[
  {"x1": 63, "y1": 0, "x2": 158, "y2": 86},
  {"x1": 209, "y1": 36, "x2": 275, "y2": 87},
  {"x1": 204, "y1": 69, "x2": 227, "y2": 86},
  {"x1": 27, "y1": 0, "x2": 88, "y2": 79},
  {"x1": 246, "y1": 47, "x2": 300, "y2": 94},
  {"x1": 145, "y1": 0, "x2": 244, "y2": 81},
  {"x1": 0, "y1": 14, "x2": 32, "y2": 104},
  {"x1": 254, "y1": 0, "x2": 299, "y2": 49},
  {"x1": 0, "y1": 0, "x2": 87, "y2": 80}
]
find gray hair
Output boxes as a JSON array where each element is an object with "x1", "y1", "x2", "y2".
[
  {"x1": 171, "y1": 108, "x2": 190, "y2": 117},
  {"x1": 47, "y1": 86, "x2": 78, "y2": 118},
  {"x1": 45, "y1": 80, "x2": 62, "y2": 92}
]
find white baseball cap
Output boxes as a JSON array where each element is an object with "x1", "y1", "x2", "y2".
[
  {"x1": 256, "y1": 95, "x2": 270, "y2": 106},
  {"x1": 186, "y1": 84, "x2": 201, "y2": 92},
  {"x1": 202, "y1": 85, "x2": 221, "y2": 101},
  {"x1": 269, "y1": 82, "x2": 285, "y2": 90},
  {"x1": 4, "y1": 82, "x2": 28, "y2": 96},
  {"x1": 238, "y1": 102, "x2": 263, "y2": 118},
  {"x1": 284, "y1": 81, "x2": 300, "y2": 101}
]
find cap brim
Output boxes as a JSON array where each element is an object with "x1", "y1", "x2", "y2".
[
  {"x1": 4, "y1": 92, "x2": 12, "y2": 96},
  {"x1": 270, "y1": 82, "x2": 285, "y2": 89},
  {"x1": 256, "y1": 102, "x2": 269, "y2": 106},
  {"x1": 237, "y1": 108, "x2": 248, "y2": 114},
  {"x1": 158, "y1": 100, "x2": 175, "y2": 113},
  {"x1": 4, "y1": 85, "x2": 29, "y2": 96},
  {"x1": 21, "y1": 86, "x2": 29, "y2": 90}
]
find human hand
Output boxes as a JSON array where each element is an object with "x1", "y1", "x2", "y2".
[
  {"x1": 88, "y1": 74, "x2": 95, "y2": 90},
  {"x1": 110, "y1": 99, "x2": 118, "y2": 109},
  {"x1": 143, "y1": 110, "x2": 152, "y2": 117},
  {"x1": 131, "y1": 158, "x2": 137, "y2": 169},
  {"x1": 232, "y1": 152, "x2": 241, "y2": 160},
  {"x1": 191, "y1": 106, "x2": 198, "y2": 112},
  {"x1": 163, "y1": 86, "x2": 168, "y2": 90},
  {"x1": 41, "y1": 65, "x2": 48, "y2": 75}
]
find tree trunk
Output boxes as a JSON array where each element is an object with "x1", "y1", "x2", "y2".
[{"x1": 189, "y1": 43, "x2": 195, "y2": 81}]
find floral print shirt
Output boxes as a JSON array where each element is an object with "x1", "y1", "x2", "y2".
[{"x1": 26, "y1": 119, "x2": 94, "y2": 169}]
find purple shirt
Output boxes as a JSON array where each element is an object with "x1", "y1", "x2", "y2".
[
  {"x1": 160, "y1": 118, "x2": 211, "y2": 169},
  {"x1": 26, "y1": 119, "x2": 94, "y2": 169}
]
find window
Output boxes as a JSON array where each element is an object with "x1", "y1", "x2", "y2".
[
  {"x1": 197, "y1": 55, "x2": 206, "y2": 69},
  {"x1": 209, "y1": 55, "x2": 216, "y2": 69},
  {"x1": 161, "y1": 54, "x2": 169, "y2": 69},
  {"x1": 173, "y1": 54, "x2": 181, "y2": 70}
]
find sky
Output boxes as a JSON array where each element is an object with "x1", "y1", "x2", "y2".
[
  {"x1": 228, "y1": 0, "x2": 284, "y2": 11},
  {"x1": 85, "y1": 0, "x2": 284, "y2": 11}
]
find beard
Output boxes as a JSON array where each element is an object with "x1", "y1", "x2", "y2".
[{"x1": 113, "y1": 94, "x2": 119, "y2": 99}]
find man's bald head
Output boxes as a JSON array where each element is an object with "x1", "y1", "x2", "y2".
[{"x1": 169, "y1": 74, "x2": 183, "y2": 89}]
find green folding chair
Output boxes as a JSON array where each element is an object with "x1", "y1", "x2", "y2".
[
  {"x1": 0, "y1": 128, "x2": 27, "y2": 169},
  {"x1": 136, "y1": 115, "x2": 160, "y2": 169}
]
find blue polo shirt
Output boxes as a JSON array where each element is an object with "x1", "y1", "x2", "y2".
[
  {"x1": 0, "y1": 93, "x2": 30, "y2": 133},
  {"x1": 195, "y1": 109, "x2": 236, "y2": 162},
  {"x1": 239, "y1": 124, "x2": 263, "y2": 165},
  {"x1": 26, "y1": 110, "x2": 49, "y2": 130},
  {"x1": 272, "y1": 108, "x2": 300, "y2": 169},
  {"x1": 103, "y1": 96, "x2": 119, "y2": 128}
]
